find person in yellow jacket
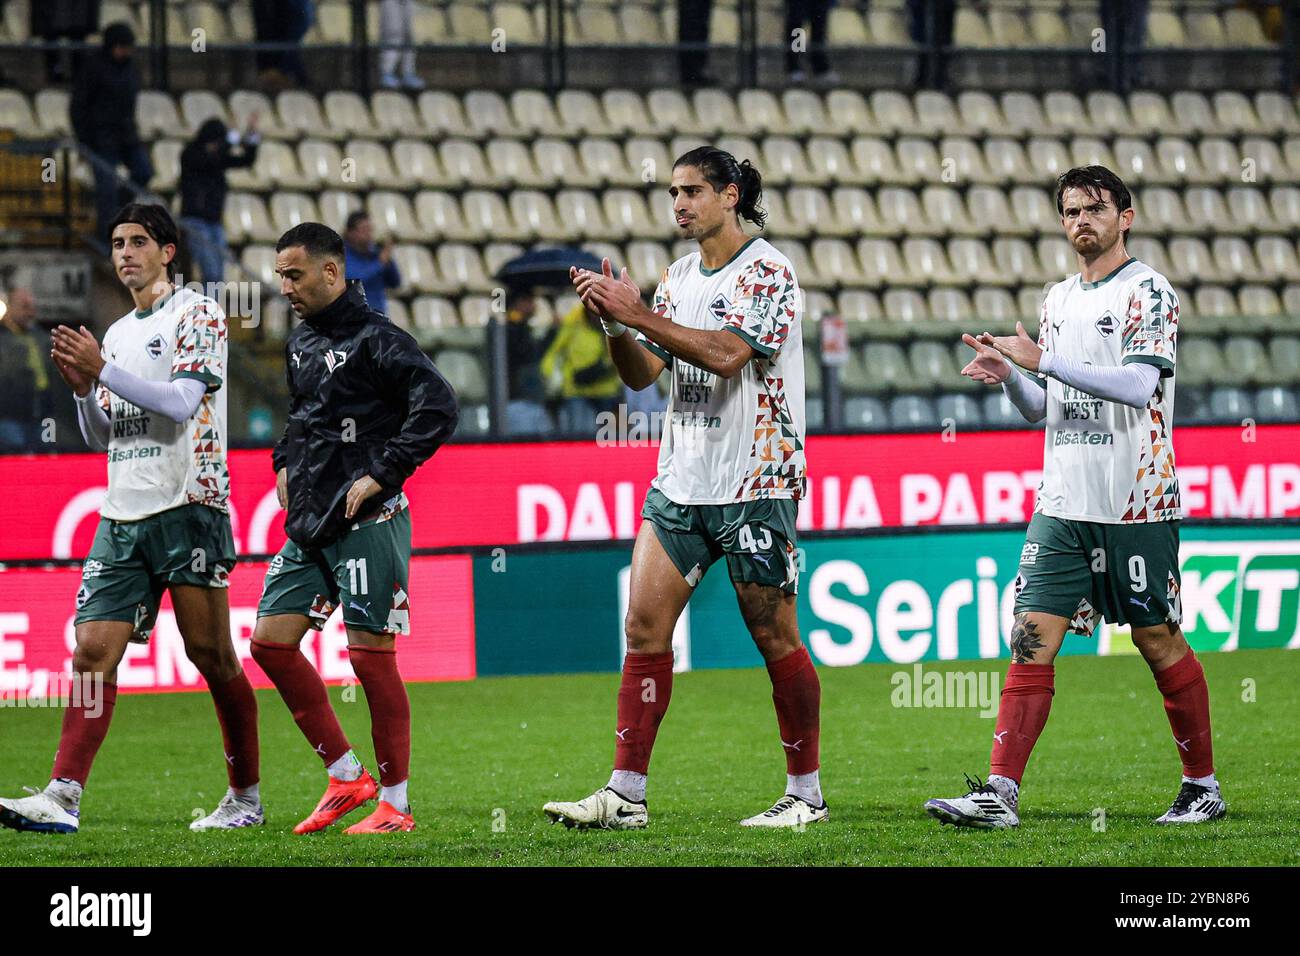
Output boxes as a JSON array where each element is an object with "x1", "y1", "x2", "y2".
[{"x1": 542, "y1": 300, "x2": 623, "y2": 433}]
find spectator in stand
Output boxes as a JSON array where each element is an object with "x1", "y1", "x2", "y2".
[
  {"x1": 253, "y1": 0, "x2": 315, "y2": 88},
  {"x1": 32, "y1": 0, "x2": 101, "y2": 83},
  {"x1": 541, "y1": 300, "x2": 622, "y2": 434},
  {"x1": 678, "y1": 0, "x2": 715, "y2": 85},
  {"x1": 71, "y1": 21, "x2": 152, "y2": 242},
  {"x1": 380, "y1": 0, "x2": 424, "y2": 90},
  {"x1": 908, "y1": 0, "x2": 955, "y2": 89},
  {"x1": 504, "y1": 288, "x2": 555, "y2": 434},
  {"x1": 785, "y1": 0, "x2": 837, "y2": 84},
  {"x1": 0, "y1": 286, "x2": 57, "y2": 450},
  {"x1": 179, "y1": 116, "x2": 261, "y2": 284},
  {"x1": 343, "y1": 212, "x2": 401, "y2": 315}
]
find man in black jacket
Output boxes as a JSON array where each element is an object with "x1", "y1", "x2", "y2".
[
  {"x1": 251, "y1": 223, "x2": 458, "y2": 835},
  {"x1": 71, "y1": 21, "x2": 152, "y2": 241},
  {"x1": 179, "y1": 117, "x2": 261, "y2": 283}
]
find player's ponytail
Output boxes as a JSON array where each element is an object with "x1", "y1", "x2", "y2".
[{"x1": 673, "y1": 146, "x2": 767, "y2": 230}]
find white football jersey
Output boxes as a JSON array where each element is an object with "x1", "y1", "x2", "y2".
[
  {"x1": 1034, "y1": 257, "x2": 1180, "y2": 524},
  {"x1": 96, "y1": 286, "x2": 230, "y2": 521},
  {"x1": 637, "y1": 236, "x2": 806, "y2": 504}
]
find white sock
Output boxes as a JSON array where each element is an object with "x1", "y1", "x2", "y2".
[
  {"x1": 233, "y1": 783, "x2": 260, "y2": 805},
  {"x1": 327, "y1": 750, "x2": 363, "y2": 782},
  {"x1": 988, "y1": 773, "x2": 1020, "y2": 806},
  {"x1": 607, "y1": 770, "x2": 646, "y2": 803},
  {"x1": 787, "y1": 771, "x2": 823, "y2": 807},
  {"x1": 45, "y1": 777, "x2": 83, "y2": 810},
  {"x1": 1185, "y1": 773, "x2": 1217, "y2": 789},
  {"x1": 380, "y1": 780, "x2": 410, "y2": 814}
]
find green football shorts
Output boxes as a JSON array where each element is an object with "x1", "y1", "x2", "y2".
[
  {"x1": 641, "y1": 486, "x2": 800, "y2": 595},
  {"x1": 257, "y1": 505, "x2": 413, "y2": 635},
  {"x1": 1013, "y1": 512, "x2": 1182, "y2": 635},
  {"x1": 74, "y1": 503, "x2": 236, "y2": 643}
]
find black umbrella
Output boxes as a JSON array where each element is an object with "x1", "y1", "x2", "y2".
[{"x1": 495, "y1": 246, "x2": 604, "y2": 290}]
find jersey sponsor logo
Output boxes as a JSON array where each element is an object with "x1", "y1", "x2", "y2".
[
  {"x1": 144, "y1": 333, "x2": 166, "y2": 359},
  {"x1": 676, "y1": 362, "x2": 715, "y2": 404},
  {"x1": 1019, "y1": 542, "x2": 1039, "y2": 566},
  {"x1": 322, "y1": 349, "x2": 348, "y2": 375},
  {"x1": 81, "y1": 559, "x2": 105, "y2": 579},
  {"x1": 1095, "y1": 310, "x2": 1118, "y2": 337},
  {"x1": 107, "y1": 445, "x2": 163, "y2": 463},
  {"x1": 708, "y1": 294, "x2": 732, "y2": 321},
  {"x1": 1053, "y1": 430, "x2": 1115, "y2": 446},
  {"x1": 669, "y1": 410, "x2": 722, "y2": 429}
]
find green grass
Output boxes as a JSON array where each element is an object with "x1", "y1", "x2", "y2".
[{"x1": 1, "y1": 648, "x2": 1296, "y2": 866}]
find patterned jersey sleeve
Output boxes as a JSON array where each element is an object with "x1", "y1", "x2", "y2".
[
  {"x1": 171, "y1": 299, "x2": 227, "y2": 391},
  {"x1": 1122, "y1": 274, "x2": 1179, "y2": 377},
  {"x1": 721, "y1": 258, "x2": 799, "y2": 357},
  {"x1": 635, "y1": 269, "x2": 674, "y2": 364}
]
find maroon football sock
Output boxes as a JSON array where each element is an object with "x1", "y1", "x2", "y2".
[
  {"x1": 989, "y1": 663, "x2": 1055, "y2": 785},
  {"x1": 251, "y1": 640, "x2": 351, "y2": 767},
  {"x1": 51, "y1": 680, "x2": 118, "y2": 785},
  {"x1": 208, "y1": 670, "x2": 260, "y2": 789},
  {"x1": 767, "y1": 646, "x2": 821, "y2": 775},
  {"x1": 613, "y1": 652, "x2": 675, "y2": 774},
  {"x1": 347, "y1": 645, "x2": 411, "y2": 787},
  {"x1": 1154, "y1": 651, "x2": 1215, "y2": 778}
]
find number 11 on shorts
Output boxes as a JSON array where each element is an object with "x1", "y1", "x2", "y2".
[{"x1": 346, "y1": 557, "x2": 369, "y2": 595}]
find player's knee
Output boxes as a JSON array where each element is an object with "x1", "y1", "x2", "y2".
[
  {"x1": 72, "y1": 643, "x2": 111, "y2": 674},
  {"x1": 623, "y1": 608, "x2": 669, "y2": 655},
  {"x1": 1132, "y1": 625, "x2": 1185, "y2": 665}
]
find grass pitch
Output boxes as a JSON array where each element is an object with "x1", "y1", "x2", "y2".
[{"x1": 1, "y1": 648, "x2": 1295, "y2": 866}]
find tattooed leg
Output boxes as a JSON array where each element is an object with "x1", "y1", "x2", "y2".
[{"x1": 1009, "y1": 612, "x2": 1067, "y2": 665}]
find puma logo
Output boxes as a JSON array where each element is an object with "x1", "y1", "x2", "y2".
[
  {"x1": 1129, "y1": 596, "x2": 1153, "y2": 611},
  {"x1": 753, "y1": 553, "x2": 772, "y2": 568},
  {"x1": 314, "y1": 743, "x2": 326, "y2": 755},
  {"x1": 225, "y1": 753, "x2": 235, "y2": 765},
  {"x1": 615, "y1": 728, "x2": 631, "y2": 741},
  {"x1": 1175, "y1": 737, "x2": 1191, "y2": 752},
  {"x1": 993, "y1": 731, "x2": 1008, "y2": 744},
  {"x1": 781, "y1": 739, "x2": 803, "y2": 752}
]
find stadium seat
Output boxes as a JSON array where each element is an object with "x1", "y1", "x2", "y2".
[
  {"x1": 418, "y1": 91, "x2": 476, "y2": 138},
  {"x1": 1223, "y1": 336, "x2": 1274, "y2": 386},
  {"x1": 982, "y1": 389, "x2": 1033, "y2": 428},
  {"x1": 1026, "y1": 136, "x2": 1071, "y2": 181},
  {"x1": 1035, "y1": 237, "x2": 1075, "y2": 281},
  {"x1": 1001, "y1": 92, "x2": 1050, "y2": 137},
  {"x1": 843, "y1": 397, "x2": 888, "y2": 430},
  {"x1": 345, "y1": 139, "x2": 398, "y2": 190},
  {"x1": 238, "y1": 245, "x2": 279, "y2": 286},
  {"x1": 780, "y1": 90, "x2": 829, "y2": 137},
  {"x1": 438, "y1": 243, "x2": 494, "y2": 293},
  {"x1": 323, "y1": 91, "x2": 380, "y2": 139},
  {"x1": 486, "y1": 138, "x2": 546, "y2": 188},
  {"x1": 870, "y1": 90, "x2": 920, "y2": 135},
  {"x1": 832, "y1": 187, "x2": 891, "y2": 237},
  {"x1": 823, "y1": 90, "x2": 874, "y2": 136},
  {"x1": 1255, "y1": 91, "x2": 1300, "y2": 136},
  {"x1": 916, "y1": 91, "x2": 971, "y2": 137},
  {"x1": 1177, "y1": 338, "x2": 1223, "y2": 388},
  {"x1": 956, "y1": 91, "x2": 1005, "y2": 136},
  {"x1": 316, "y1": 189, "x2": 361, "y2": 232},
  {"x1": 1007, "y1": 186, "x2": 1060, "y2": 235},
  {"x1": 1254, "y1": 236, "x2": 1300, "y2": 281},
  {"x1": 33, "y1": 89, "x2": 70, "y2": 136},
  {"x1": 861, "y1": 342, "x2": 909, "y2": 392},
  {"x1": 1254, "y1": 387, "x2": 1300, "y2": 423},
  {"x1": 923, "y1": 187, "x2": 979, "y2": 236},
  {"x1": 878, "y1": 187, "x2": 935, "y2": 237},
  {"x1": 838, "y1": 289, "x2": 884, "y2": 326},
  {"x1": 1084, "y1": 91, "x2": 1132, "y2": 137},
  {"x1": 440, "y1": 139, "x2": 501, "y2": 188},
  {"x1": 969, "y1": 186, "x2": 1031, "y2": 236},
  {"x1": 763, "y1": 137, "x2": 818, "y2": 186},
  {"x1": 555, "y1": 90, "x2": 605, "y2": 136},
  {"x1": 269, "y1": 192, "x2": 320, "y2": 234},
  {"x1": 369, "y1": 191, "x2": 429, "y2": 242},
  {"x1": 1135, "y1": 186, "x2": 1187, "y2": 236},
  {"x1": 896, "y1": 137, "x2": 944, "y2": 184},
  {"x1": 852, "y1": 136, "x2": 914, "y2": 185},
  {"x1": 1211, "y1": 91, "x2": 1262, "y2": 138},
  {"x1": 936, "y1": 393, "x2": 984, "y2": 428},
  {"x1": 275, "y1": 91, "x2": 337, "y2": 141},
  {"x1": 370, "y1": 92, "x2": 421, "y2": 138},
  {"x1": 888, "y1": 395, "x2": 940, "y2": 429},
  {"x1": 1206, "y1": 387, "x2": 1253, "y2": 423},
  {"x1": 464, "y1": 90, "x2": 518, "y2": 139},
  {"x1": 224, "y1": 192, "x2": 276, "y2": 243},
  {"x1": 510, "y1": 90, "x2": 566, "y2": 138},
  {"x1": 297, "y1": 140, "x2": 345, "y2": 191},
  {"x1": 1198, "y1": 138, "x2": 1242, "y2": 183},
  {"x1": 857, "y1": 239, "x2": 908, "y2": 289},
  {"x1": 810, "y1": 238, "x2": 865, "y2": 287},
  {"x1": 392, "y1": 139, "x2": 447, "y2": 189},
  {"x1": 973, "y1": 287, "x2": 1020, "y2": 322},
  {"x1": 948, "y1": 239, "x2": 1002, "y2": 285},
  {"x1": 911, "y1": 340, "x2": 960, "y2": 389},
  {"x1": 882, "y1": 289, "x2": 929, "y2": 323},
  {"x1": 788, "y1": 187, "x2": 850, "y2": 238},
  {"x1": 150, "y1": 140, "x2": 183, "y2": 191},
  {"x1": 602, "y1": 189, "x2": 659, "y2": 240},
  {"x1": 391, "y1": 244, "x2": 441, "y2": 295},
  {"x1": 1228, "y1": 187, "x2": 1282, "y2": 234},
  {"x1": 435, "y1": 350, "x2": 488, "y2": 403}
]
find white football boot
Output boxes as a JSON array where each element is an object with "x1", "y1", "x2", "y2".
[
  {"x1": 925, "y1": 774, "x2": 1020, "y2": 829},
  {"x1": 543, "y1": 786, "x2": 648, "y2": 830},
  {"x1": 0, "y1": 787, "x2": 80, "y2": 834},
  {"x1": 1156, "y1": 780, "x2": 1226, "y2": 824},
  {"x1": 739, "y1": 794, "x2": 829, "y2": 828},
  {"x1": 190, "y1": 789, "x2": 265, "y2": 831}
]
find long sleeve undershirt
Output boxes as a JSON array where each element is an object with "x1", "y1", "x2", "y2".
[
  {"x1": 99, "y1": 363, "x2": 207, "y2": 423},
  {"x1": 1001, "y1": 354, "x2": 1161, "y2": 424}
]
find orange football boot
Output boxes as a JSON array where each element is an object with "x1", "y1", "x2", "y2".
[
  {"x1": 292, "y1": 770, "x2": 378, "y2": 834},
  {"x1": 343, "y1": 800, "x2": 416, "y2": 834}
]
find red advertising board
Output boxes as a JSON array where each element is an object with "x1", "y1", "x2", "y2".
[
  {"x1": 1, "y1": 425, "x2": 1297, "y2": 560},
  {"x1": 0, "y1": 555, "x2": 475, "y2": 698}
]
